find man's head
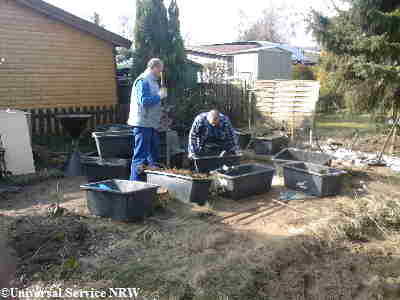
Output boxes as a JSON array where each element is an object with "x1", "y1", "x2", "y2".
[
  {"x1": 207, "y1": 110, "x2": 220, "y2": 127},
  {"x1": 147, "y1": 58, "x2": 164, "y2": 78}
]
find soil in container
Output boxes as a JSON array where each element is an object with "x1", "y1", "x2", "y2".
[
  {"x1": 81, "y1": 179, "x2": 159, "y2": 221},
  {"x1": 145, "y1": 169, "x2": 212, "y2": 205}
]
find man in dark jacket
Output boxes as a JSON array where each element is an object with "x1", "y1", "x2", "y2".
[{"x1": 188, "y1": 110, "x2": 239, "y2": 158}]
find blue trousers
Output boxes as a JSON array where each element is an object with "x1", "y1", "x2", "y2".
[{"x1": 130, "y1": 127, "x2": 160, "y2": 181}]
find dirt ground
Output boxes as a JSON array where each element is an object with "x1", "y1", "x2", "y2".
[{"x1": 2, "y1": 156, "x2": 400, "y2": 299}]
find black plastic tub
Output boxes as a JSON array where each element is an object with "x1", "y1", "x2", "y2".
[
  {"x1": 236, "y1": 131, "x2": 251, "y2": 149},
  {"x1": 80, "y1": 180, "x2": 159, "y2": 221},
  {"x1": 92, "y1": 130, "x2": 134, "y2": 159},
  {"x1": 283, "y1": 162, "x2": 347, "y2": 197},
  {"x1": 273, "y1": 148, "x2": 333, "y2": 166},
  {"x1": 145, "y1": 170, "x2": 212, "y2": 206},
  {"x1": 193, "y1": 155, "x2": 241, "y2": 173},
  {"x1": 81, "y1": 154, "x2": 131, "y2": 183},
  {"x1": 213, "y1": 164, "x2": 275, "y2": 200},
  {"x1": 253, "y1": 136, "x2": 288, "y2": 155}
]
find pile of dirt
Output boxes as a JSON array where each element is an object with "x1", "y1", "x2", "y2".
[{"x1": 9, "y1": 214, "x2": 92, "y2": 281}]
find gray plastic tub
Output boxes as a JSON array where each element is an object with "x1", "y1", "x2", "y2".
[
  {"x1": 81, "y1": 180, "x2": 159, "y2": 221},
  {"x1": 145, "y1": 170, "x2": 212, "y2": 205},
  {"x1": 92, "y1": 130, "x2": 134, "y2": 159},
  {"x1": 213, "y1": 164, "x2": 275, "y2": 200},
  {"x1": 253, "y1": 136, "x2": 288, "y2": 155},
  {"x1": 283, "y1": 162, "x2": 347, "y2": 197},
  {"x1": 273, "y1": 148, "x2": 333, "y2": 166},
  {"x1": 81, "y1": 154, "x2": 131, "y2": 183}
]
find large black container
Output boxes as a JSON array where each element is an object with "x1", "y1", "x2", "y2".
[
  {"x1": 236, "y1": 131, "x2": 251, "y2": 149},
  {"x1": 81, "y1": 154, "x2": 131, "y2": 183},
  {"x1": 213, "y1": 164, "x2": 275, "y2": 200},
  {"x1": 81, "y1": 180, "x2": 159, "y2": 221},
  {"x1": 253, "y1": 136, "x2": 289, "y2": 155},
  {"x1": 92, "y1": 130, "x2": 134, "y2": 159},
  {"x1": 283, "y1": 162, "x2": 347, "y2": 197},
  {"x1": 273, "y1": 148, "x2": 333, "y2": 166},
  {"x1": 193, "y1": 155, "x2": 241, "y2": 173},
  {"x1": 145, "y1": 170, "x2": 212, "y2": 205}
]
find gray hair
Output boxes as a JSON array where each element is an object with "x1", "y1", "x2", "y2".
[{"x1": 147, "y1": 58, "x2": 163, "y2": 69}]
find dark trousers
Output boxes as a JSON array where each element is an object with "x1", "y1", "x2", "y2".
[{"x1": 130, "y1": 127, "x2": 160, "y2": 181}]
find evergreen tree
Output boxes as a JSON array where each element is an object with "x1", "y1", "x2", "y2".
[
  {"x1": 131, "y1": 0, "x2": 169, "y2": 80},
  {"x1": 309, "y1": 1, "x2": 400, "y2": 116},
  {"x1": 131, "y1": 0, "x2": 187, "y2": 92},
  {"x1": 166, "y1": 0, "x2": 187, "y2": 90}
]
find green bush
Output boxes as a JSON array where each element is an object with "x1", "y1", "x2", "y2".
[{"x1": 291, "y1": 64, "x2": 316, "y2": 80}]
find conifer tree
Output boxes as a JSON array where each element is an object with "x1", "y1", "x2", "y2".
[
  {"x1": 309, "y1": 1, "x2": 400, "y2": 115},
  {"x1": 131, "y1": 0, "x2": 187, "y2": 92}
]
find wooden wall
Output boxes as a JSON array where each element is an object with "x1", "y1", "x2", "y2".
[
  {"x1": 0, "y1": 0, "x2": 118, "y2": 109},
  {"x1": 253, "y1": 80, "x2": 320, "y2": 130}
]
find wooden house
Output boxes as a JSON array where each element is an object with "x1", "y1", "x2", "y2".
[{"x1": 0, "y1": 0, "x2": 131, "y2": 109}]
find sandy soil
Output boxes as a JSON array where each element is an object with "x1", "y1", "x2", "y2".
[{"x1": 1, "y1": 162, "x2": 400, "y2": 299}]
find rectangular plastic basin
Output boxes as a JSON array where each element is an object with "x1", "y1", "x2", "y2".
[
  {"x1": 80, "y1": 180, "x2": 159, "y2": 221},
  {"x1": 193, "y1": 155, "x2": 241, "y2": 173},
  {"x1": 145, "y1": 171, "x2": 212, "y2": 206},
  {"x1": 81, "y1": 154, "x2": 131, "y2": 183},
  {"x1": 273, "y1": 148, "x2": 333, "y2": 166},
  {"x1": 253, "y1": 136, "x2": 288, "y2": 155},
  {"x1": 213, "y1": 164, "x2": 275, "y2": 200},
  {"x1": 283, "y1": 162, "x2": 347, "y2": 197},
  {"x1": 92, "y1": 130, "x2": 134, "y2": 159}
]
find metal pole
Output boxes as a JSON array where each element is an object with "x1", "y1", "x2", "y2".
[{"x1": 166, "y1": 130, "x2": 171, "y2": 168}]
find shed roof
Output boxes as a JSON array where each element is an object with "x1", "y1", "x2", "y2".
[
  {"x1": 186, "y1": 42, "x2": 261, "y2": 56},
  {"x1": 15, "y1": 0, "x2": 132, "y2": 48},
  {"x1": 223, "y1": 45, "x2": 292, "y2": 55}
]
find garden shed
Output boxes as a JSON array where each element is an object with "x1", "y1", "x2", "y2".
[
  {"x1": 228, "y1": 46, "x2": 292, "y2": 81},
  {"x1": 0, "y1": 0, "x2": 131, "y2": 110}
]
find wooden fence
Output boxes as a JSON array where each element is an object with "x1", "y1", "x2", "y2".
[
  {"x1": 252, "y1": 80, "x2": 320, "y2": 131},
  {"x1": 27, "y1": 104, "x2": 129, "y2": 136}
]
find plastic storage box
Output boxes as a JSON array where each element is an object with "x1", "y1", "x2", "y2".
[
  {"x1": 273, "y1": 148, "x2": 333, "y2": 166},
  {"x1": 81, "y1": 153, "x2": 131, "y2": 183},
  {"x1": 236, "y1": 131, "x2": 251, "y2": 149},
  {"x1": 213, "y1": 164, "x2": 275, "y2": 200},
  {"x1": 92, "y1": 130, "x2": 134, "y2": 159},
  {"x1": 283, "y1": 162, "x2": 347, "y2": 197},
  {"x1": 193, "y1": 155, "x2": 241, "y2": 173},
  {"x1": 145, "y1": 170, "x2": 212, "y2": 205},
  {"x1": 81, "y1": 180, "x2": 159, "y2": 221},
  {"x1": 253, "y1": 136, "x2": 288, "y2": 155}
]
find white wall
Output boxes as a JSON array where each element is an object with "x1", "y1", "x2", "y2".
[{"x1": 233, "y1": 53, "x2": 259, "y2": 81}]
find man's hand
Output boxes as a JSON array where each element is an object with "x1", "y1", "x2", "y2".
[
  {"x1": 188, "y1": 153, "x2": 199, "y2": 160},
  {"x1": 159, "y1": 88, "x2": 168, "y2": 99}
]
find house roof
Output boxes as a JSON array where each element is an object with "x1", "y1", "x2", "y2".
[{"x1": 15, "y1": 0, "x2": 132, "y2": 48}]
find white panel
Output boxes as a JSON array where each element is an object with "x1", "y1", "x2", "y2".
[{"x1": 0, "y1": 110, "x2": 35, "y2": 175}]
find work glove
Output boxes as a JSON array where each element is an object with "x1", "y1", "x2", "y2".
[
  {"x1": 159, "y1": 88, "x2": 168, "y2": 100},
  {"x1": 188, "y1": 152, "x2": 199, "y2": 160}
]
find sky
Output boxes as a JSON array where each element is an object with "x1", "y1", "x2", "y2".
[{"x1": 44, "y1": 0, "x2": 336, "y2": 47}]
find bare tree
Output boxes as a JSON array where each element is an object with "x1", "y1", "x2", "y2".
[
  {"x1": 119, "y1": 15, "x2": 134, "y2": 40},
  {"x1": 237, "y1": 3, "x2": 297, "y2": 43}
]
